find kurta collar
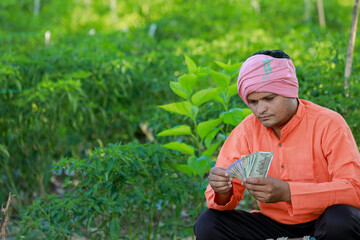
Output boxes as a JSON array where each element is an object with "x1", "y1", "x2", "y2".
[
  {"x1": 280, "y1": 98, "x2": 305, "y2": 140},
  {"x1": 265, "y1": 98, "x2": 305, "y2": 141}
]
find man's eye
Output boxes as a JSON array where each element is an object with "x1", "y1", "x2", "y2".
[
  {"x1": 265, "y1": 97, "x2": 274, "y2": 101},
  {"x1": 249, "y1": 101, "x2": 257, "y2": 104}
]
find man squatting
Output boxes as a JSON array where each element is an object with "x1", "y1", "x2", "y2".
[{"x1": 194, "y1": 50, "x2": 360, "y2": 240}]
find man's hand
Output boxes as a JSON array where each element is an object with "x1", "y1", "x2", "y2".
[
  {"x1": 208, "y1": 167, "x2": 233, "y2": 205},
  {"x1": 208, "y1": 167, "x2": 233, "y2": 194},
  {"x1": 242, "y1": 177, "x2": 291, "y2": 203}
]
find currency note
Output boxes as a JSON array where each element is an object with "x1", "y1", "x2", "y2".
[
  {"x1": 226, "y1": 152, "x2": 273, "y2": 181},
  {"x1": 248, "y1": 151, "x2": 274, "y2": 177}
]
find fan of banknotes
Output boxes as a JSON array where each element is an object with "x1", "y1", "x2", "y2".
[{"x1": 226, "y1": 151, "x2": 274, "y2": 181}]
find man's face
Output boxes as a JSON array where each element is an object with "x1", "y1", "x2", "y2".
[{"x1": 247, "y1": 92, "x2": 298, "y2": 132}]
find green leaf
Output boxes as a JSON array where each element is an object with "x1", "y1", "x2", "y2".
[
  {"x1": 187, "y1": 155, "x2": 197, "y2": 166},
  {"x1": 191, "y1": 155, "x2": 212, "y2": 177},
  {"x1": 227, "y1": 83, "x2": 238, "y2": 97},
  {"x1": 93, "y1": 204, "x2": 101, "y2": 213},
  {"x1": 157, "y1": 125, "x2": 192, "y2": 136},
  {"x1": 70, "y1": 70, "x2": 92, "y2": 79},
  {"x1": 210, "y1": 70, "x2": 230, "y2": 87},
  {"x1": 213, "y1": 60, "x2": 228, "y2": 69},
  {"x1": 204, "y1": 126, "x2": 224, "y2": 148},
  {"x1": 170, "y1": 81, "x2": 188, "y2": 99},
  {"x1": 175, "y1": 164, "x2": 195, "y2": 176},
  {"x1": 197, "y1": 118, "x2": 223, "y2": 139},
  {"x1": 214, "y1": 91, "x2": 229, "y2": 108},
  {"x1": 185, "y1": 55, "x2": 197, "y2": 73},
  {"x1": 158, "y1": 101, "x2": 193, "y2": 118},
  {"x1": 110, "y1": 219, "x2": 121, "y2": 239},
  {"x1": 191, "y1": 87, "x2": 222, "y2": 106},
  {"x1": 197, "y1": 66, "x2": 211, "y2": 78},
  {"x1": 242, "y1": 108, "x2": 253, "y2": 116},
  {"x1": 221, "y1": 108, "x2": 252, "y2": 126},
  {"x1": 214, "y1": 61, "x2": 242, "y2": 74},
  {"x1": 191, "y1": 105, "x2": 199, "y2": 120},
  {"x1": 163, "y1": 142, "x2": 195, "y2": 155},
  {"x1": 213, "y1": 95, "x2": 225, "y2": 106},
  {"x1": 178, "y1": 73, "x2": 197, "y2": 94},
  {"x1": 230, "y1": 71, "x2": 240, "y2": 79},
  {"x1": 203, "y1": 140, "x2": 223, "y2": 157},
  {"x1": 0, "y1": 144, "x2": 10, "y2": 158},
  {"x1": 67, "y1": 91, "x2": 78, "y2": 113},
  {"x1": 222, "y1": 109, "x2": 243, "y2": 126}
]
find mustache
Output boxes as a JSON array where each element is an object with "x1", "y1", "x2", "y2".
[{"x1": 257, "y1": 115, "x2": 272, "y2": 119}]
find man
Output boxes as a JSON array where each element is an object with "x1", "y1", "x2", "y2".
[{"x1": 194, "y1": 50, "x2": 360, "y2": 240}]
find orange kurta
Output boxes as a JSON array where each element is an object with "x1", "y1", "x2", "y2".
[{"x1": 205, "y1": 99, "x2": 360, "y2": 224}]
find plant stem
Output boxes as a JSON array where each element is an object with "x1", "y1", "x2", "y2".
[
  {"x1": 192, "y1": 118, "x2": 201, "y2": 157},
  {"x1": 3, "y1": 163, "x2": 21, "y2": 211}
]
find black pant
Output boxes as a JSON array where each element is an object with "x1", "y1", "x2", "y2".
[{"x1": 194, "y1": 205, "x2": 360, "y2": 240}]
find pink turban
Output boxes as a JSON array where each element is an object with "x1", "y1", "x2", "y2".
[{"x1": 237, "y1": 54, "x2": 299, "y2": 106}]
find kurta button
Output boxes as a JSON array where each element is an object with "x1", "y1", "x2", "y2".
[
  {"x1": 279, "y1": 143, "x2": 282, "y2": 147},
  {"x1": 281, "y1": 165, "x2": 284, "y2": 169}
]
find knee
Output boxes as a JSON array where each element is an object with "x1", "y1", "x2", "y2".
[
  {"x1": 315, "y1": 204, "x2": 360, "y2": 239},
  {"x1": 320, "y1": 204, "x2": 359, "y2": 229},
  {"x1": 194, "y1": 209, "x2": 220, "y2": 239}
]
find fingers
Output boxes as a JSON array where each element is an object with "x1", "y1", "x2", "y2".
[
  {"x1": 210, "y1": 176, "x2": 233, "y2": 187},
  {"x1": 244, "y1": 183, "x2": 267, "y2": 192},
  {"x1": 210, "y1": 180, "x2": 232, "y2": 194},
  {"x1": 243, "y1": 177, "x2": 271, "y2": 202},
  {"x1": 243, "y1": 177, "x2": 268, "y2": 185},
  {"x1": 209, "y1": 167, "x2": 233, "y2": 193},
  {"x1": 210, "y1": 178, "x2": 232, "y2": 188},
  {"x1": 210, "y1": 174, "x2": 230, "y2": 182},
  {"x1": 244, "y1": 177, "x2": 291, "y2": 203},
  {"x1": 209, "y1": 167, "x2": 232, "y2": 182},
  {"x1": 248, "y1": 189, "x2": 268, "y2": 197},
  {"x1": 214, "y1": 185, "x2": 232, "y2": 194},
  {"x1": 210, "y1": 167, "x2": 229, "y2": 177}
]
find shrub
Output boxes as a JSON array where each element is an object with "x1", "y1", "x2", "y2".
[
  {"x1": 157, "y1": 55, "x2": 252, "y2": 178},
  {"x1": 19, "y1": 143, "x2": 203, "y2": 239}
]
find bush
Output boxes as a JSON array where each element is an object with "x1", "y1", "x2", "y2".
[
  {"x1": 19, "y1": 143, "x2": 205, "y2": 239},
  {"x1": 157, "y1": 55, "x2": 252, "y2": 178},
  {"x1": 1, "y1": 0, "x2": 359, "y2": 223},
  {"x1": 0, "y1": 32, "x2": 183, "y2": 210}
]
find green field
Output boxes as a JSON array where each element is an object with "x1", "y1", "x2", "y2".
[{"x1": 0, "y1": 0, "x2": 359, "y2": 239}]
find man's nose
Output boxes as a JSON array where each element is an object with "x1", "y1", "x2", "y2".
[{"x1": 256, "y1": 101, "x2": 267, "y2": 114}]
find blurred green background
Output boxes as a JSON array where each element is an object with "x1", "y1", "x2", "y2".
[{"x1": 0, "y1": 0, "x2": 359, "y2": 239}]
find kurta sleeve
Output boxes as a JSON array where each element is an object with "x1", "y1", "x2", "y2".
[
  {"x1": 287, "y1": 117, "x2": 360, "y2": 216},
  {"x1": 205, "y1": 121, "x2": 251, "y2": 210}
]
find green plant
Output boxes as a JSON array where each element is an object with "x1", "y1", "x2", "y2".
[
  {"x1": 1, "y1": 0, "x2": 359, "y2": 227},
  {"x1": 158, "y1": 55, "x2": 252, "y2": 178},
  {"x1": 0, "y1": 32, "x2": 185, "y2": 211},
  {"x1": 19, "y1": 143, "x2": 201, "y2": 239}
]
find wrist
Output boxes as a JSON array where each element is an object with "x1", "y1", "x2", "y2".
[
  {"x1": 284, "y1": 182, "x2": 291, "y2": 202},
  {"x1": 214, "y1": 187, "x2": 233, "y2": 205}
]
